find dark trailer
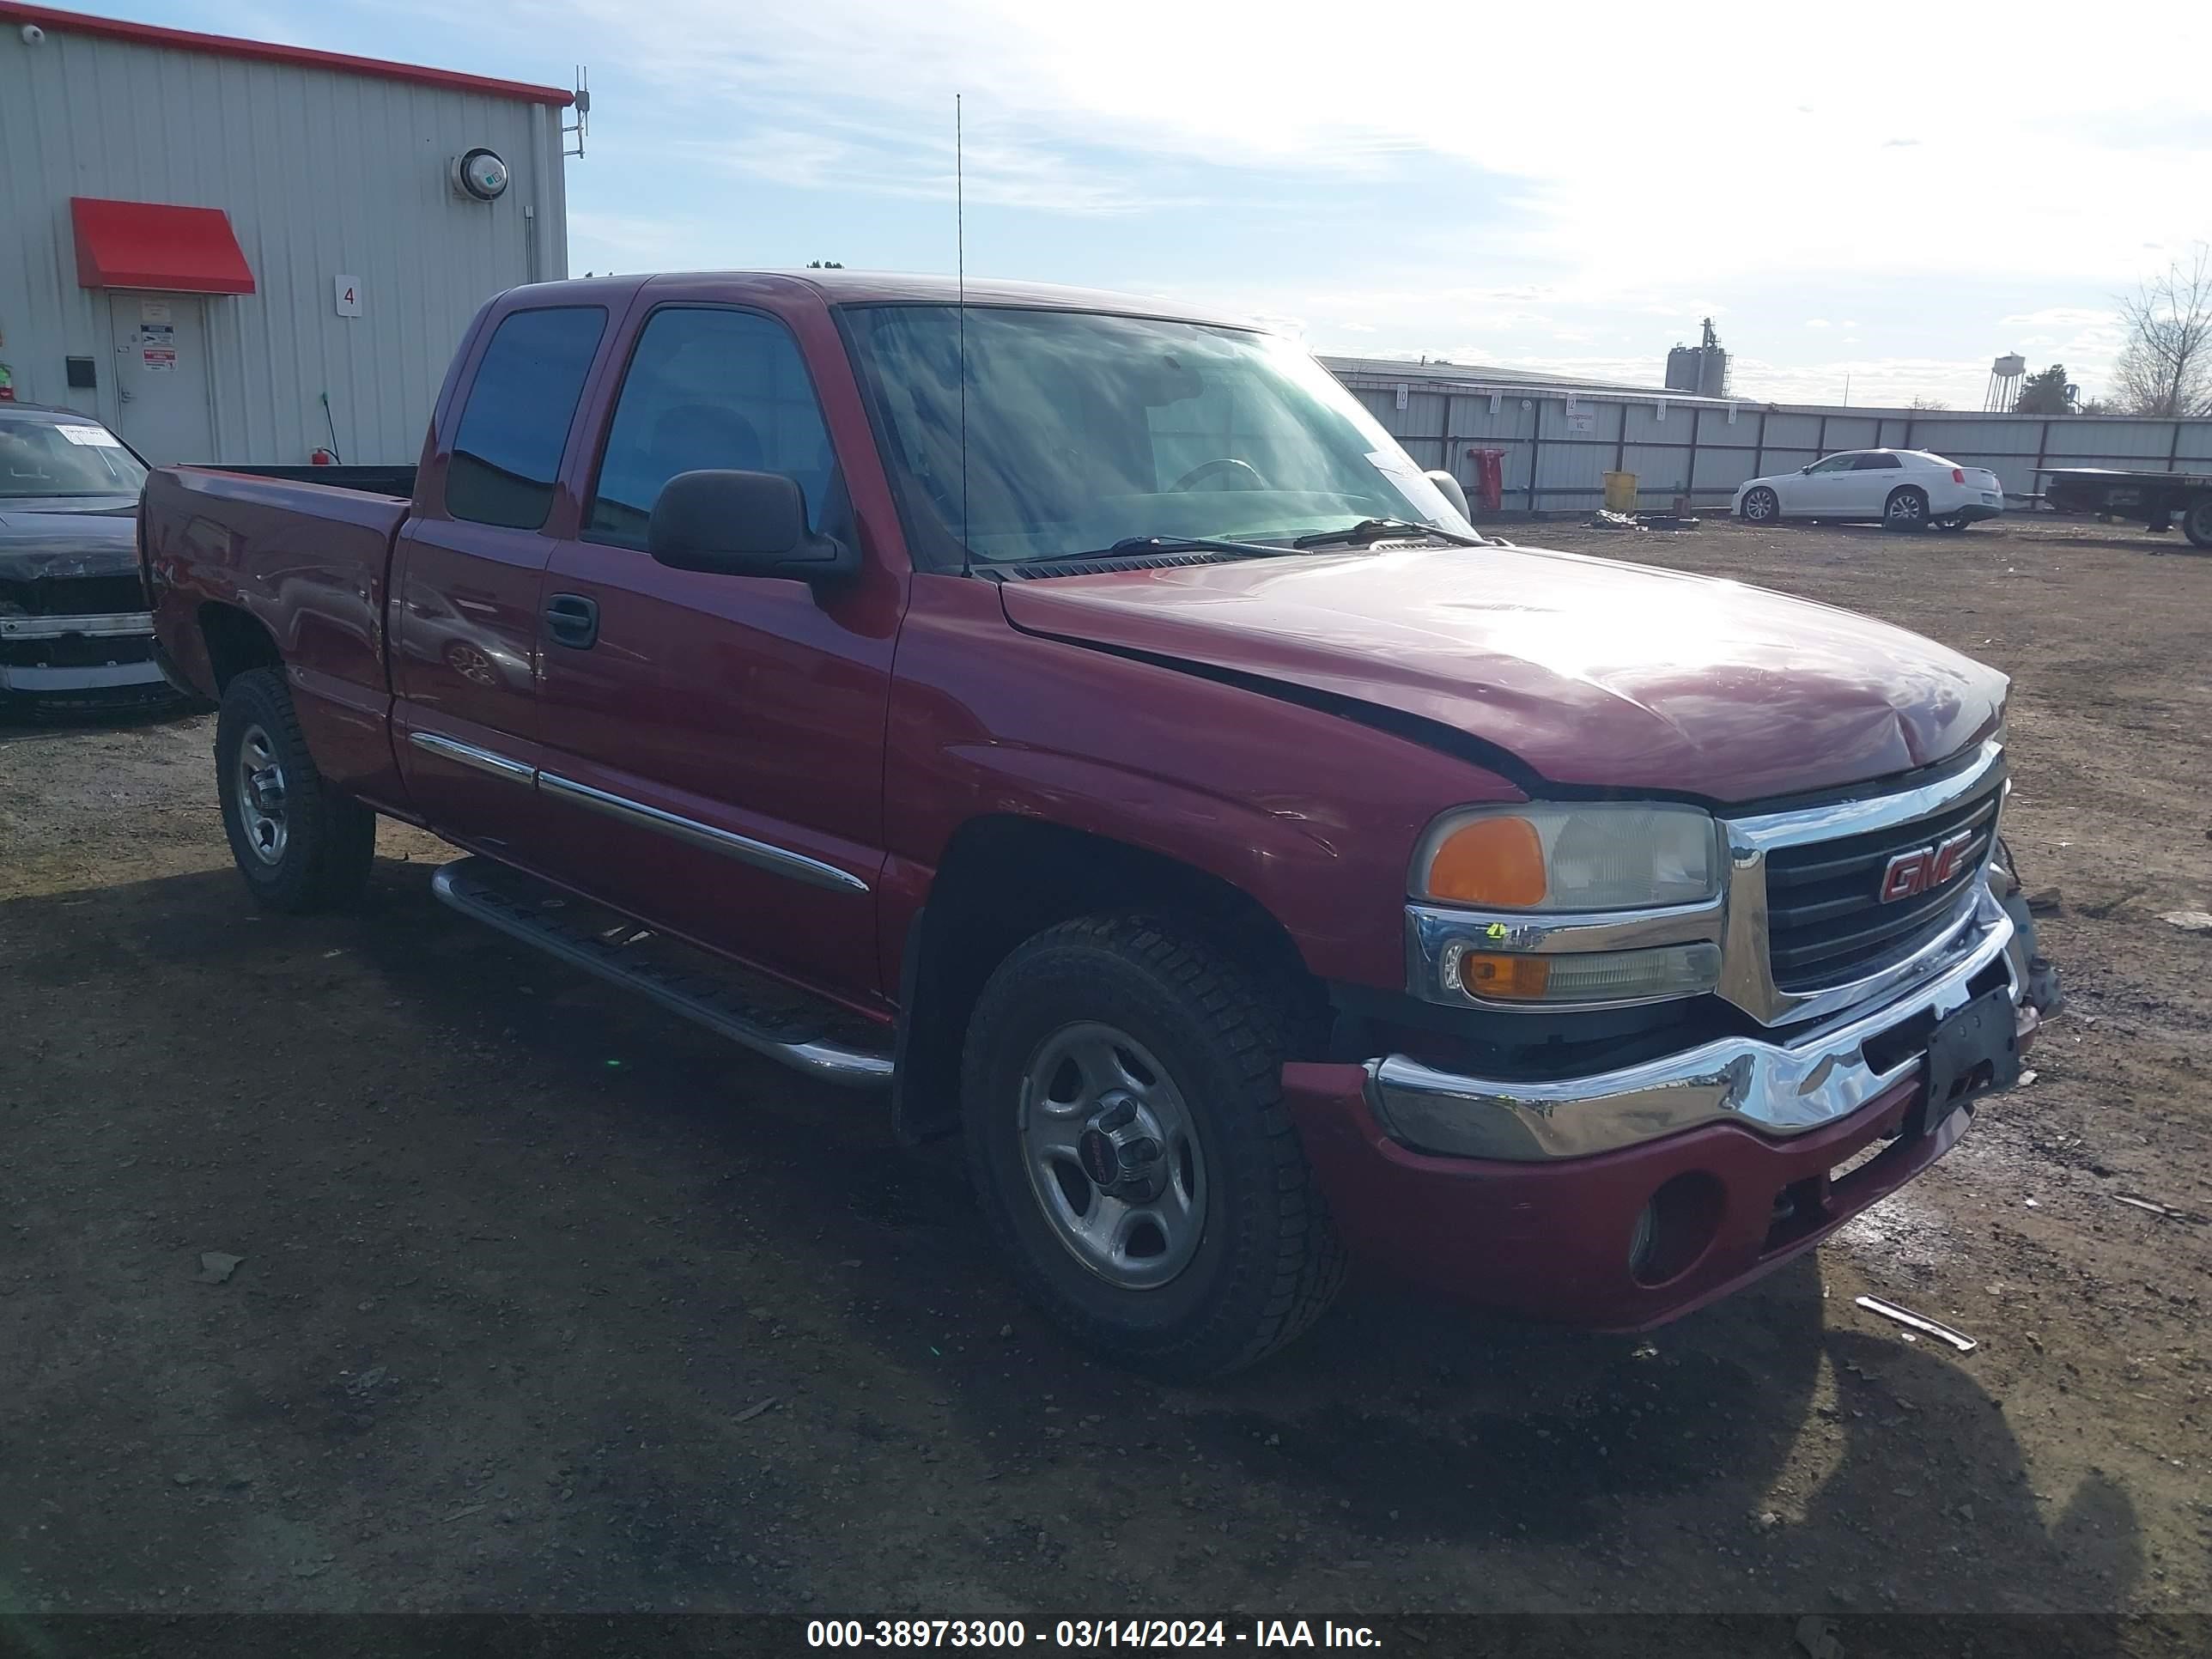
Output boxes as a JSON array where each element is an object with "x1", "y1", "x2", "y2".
[{"x1": 2040, "y1": 467, "x2": 2212, "y2": 547}]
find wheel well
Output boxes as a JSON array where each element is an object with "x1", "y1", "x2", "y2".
[
  {"x1": 890, "y1": 816, "x2": 1328, "y2": 1146},
  {"x1": 198, "y1": 602, "x2": 281, "y2": 690}
]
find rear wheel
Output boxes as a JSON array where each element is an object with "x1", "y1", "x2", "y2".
[
  {"x1": 2183, "y1": 496, "x2": 2212, "y2": 550},
  {"x1": 961, "y1": 915, "x2": 1344, "y2": 1380},
  {"x1": 1740, "y1": 486, "x2": 1780, "y2": 524},
  {"x1": 216, "y1": 667, "x2": 376, "y2": 912},
  {"x1": 1884, "y1": 486, "x2": 1930, "y2": 531}
]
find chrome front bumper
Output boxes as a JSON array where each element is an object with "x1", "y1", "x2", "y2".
[
  {"x1": 1370, "y1": 884, "x2": 2034, "y2": 1161},
  {"x1": 0, "y1": 611, "x2": 162, "y2": 692}
]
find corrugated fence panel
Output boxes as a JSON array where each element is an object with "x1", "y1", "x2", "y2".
[
  {"x1": 1331, "y1": 364, "x2": 2212, "y2": 509},
  {"x1": 2043, "y1": 420, "x2": 2173, "y2": 460},
  {"x1": 1908, "y1": 418, "x2": 2035, "y2": 456},
  {"x1": 1761, "y1": 412, "x2": 1825, "y2": 449}
]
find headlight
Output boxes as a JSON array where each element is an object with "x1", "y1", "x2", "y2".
[{"x1": 1413, "y1": 803, "x2": 1723, "y2": 913}]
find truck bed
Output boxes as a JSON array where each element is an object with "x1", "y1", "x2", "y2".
[{"x1": 141, "y1": 464, "x2": 410, "y2": 721}]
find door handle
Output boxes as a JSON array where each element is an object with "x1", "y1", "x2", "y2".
[{"x1": 544, "y1": 592, "x2": 599, "y2": 649}]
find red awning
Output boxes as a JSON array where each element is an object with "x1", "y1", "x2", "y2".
[{"x1": 70, "y1": 198, "x2": 255, "y2": 295}]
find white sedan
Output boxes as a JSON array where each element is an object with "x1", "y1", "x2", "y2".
[{"x1": 1734, "y1": 449, "x2": 2005, "y2": 532}]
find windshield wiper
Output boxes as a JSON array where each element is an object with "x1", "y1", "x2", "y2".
[
  {"x1": 1291, "y1": 518, "x2": 1488, "y2": 549},
  {"x1": 1015, "y1": 535, "x2": 1297, "y2": 565}
]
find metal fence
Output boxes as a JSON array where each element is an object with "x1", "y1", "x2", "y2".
[{"x1": 1329, "y1": 365, "x2": 2212, "y2": 515}]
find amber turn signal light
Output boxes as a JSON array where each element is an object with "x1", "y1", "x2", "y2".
[
  {"x1": 1448, "y1": 951, "x2": 1553, "y2": 1000},
  {"x1": 1425, "y1": 816, "x2": 1546, "y2": 907}
]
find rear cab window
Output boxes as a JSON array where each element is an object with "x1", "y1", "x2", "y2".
[{"x1": 445, "y1": 306, "x2": 609, "y2": 529}]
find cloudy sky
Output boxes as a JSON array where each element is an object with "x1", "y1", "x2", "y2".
[{"x1": 76, "y1": 0, "x2": 2212, "y2": 407}]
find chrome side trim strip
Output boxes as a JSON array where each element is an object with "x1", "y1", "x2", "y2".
[
  {"x1": 1369, "y1": 886, "x2": 2017, "y2": 1161},
  {"x1": 538, "y1": 771, "x2": 870, "y2": 896},
  {"x1": 406, "y1": 730, "x2": 537, "y2": 784}
]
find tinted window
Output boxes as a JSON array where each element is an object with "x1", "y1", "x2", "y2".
[
  {"x1": 586, "y1": 308, "x2": 837, "y2": 549},
  {"x1": 1807, "y1": 453, "x2": 1859, "y2": 473},
  {"x1": 1853, "y1": 452, "x2": 1904, "y2": 471},
  {"x1": 447, "y1": 306, "x2": 607, "y2": 530}
]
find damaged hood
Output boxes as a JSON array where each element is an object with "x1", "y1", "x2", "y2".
[
  {"x1": 997, "y1": 541, "x2": 2006, "y2": 804},
  {"x1": 0, "y1": 501, "x2": 140, "y2": 583}
]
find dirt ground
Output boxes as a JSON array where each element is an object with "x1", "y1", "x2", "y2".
[{"x1": 2, "y1": 516, "x2": 2208, "y2": 1641}]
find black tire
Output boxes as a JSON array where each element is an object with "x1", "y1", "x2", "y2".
[
  {"x1": 961, "y1": 914, "x2": 1345, "y2": 1380},
  {"x1": 1739, "y1": 486, "x2": 1781, "y2": 525},
  {"x1": 1884, "y1": 486, "x2": 1930, "y2": 531},
  {"x1": 215, "y1": 667, "x2": 376, "y2": 912},
  {"x1": 2183, "y1": 496, "x2": 2212, "y2": 550}
]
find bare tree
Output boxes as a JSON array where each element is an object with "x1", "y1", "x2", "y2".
[
  {"x1": 1908, "y1": 395, "x2": 1950, "y2": 410},
  {"x1": 2112, "y1": 245, "x2": 2212, "y2": 416}
]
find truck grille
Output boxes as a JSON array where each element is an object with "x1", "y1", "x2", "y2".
[
  {"x1": 0, "y1": 573, "x2": 148, "y2": 617},
  {"x1": 1763, "y1": 774, "x2": 2003, "y2": 994}
]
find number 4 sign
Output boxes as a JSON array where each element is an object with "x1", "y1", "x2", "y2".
[{"x1": 334, "y1": 276, "x2": 362, "y2": 318}]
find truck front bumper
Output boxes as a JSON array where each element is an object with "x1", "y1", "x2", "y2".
[
  {"x1": 1283, "y1": 887, "x2": 2059, "y2": 1328},
  {"x1": 0, "y1": 611, "x2": 166, "y2": 696}
]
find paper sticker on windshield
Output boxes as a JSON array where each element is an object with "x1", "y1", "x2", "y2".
[
  {"x1": 56, "y1": 424, "x2": 125, "y2": 447},
  {"x1": 1365, "y1": 448, "x2": 1455, "y2": 520}
]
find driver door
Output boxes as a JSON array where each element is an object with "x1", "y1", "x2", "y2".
[
  {"x1": 530, "y1": 301, "x2": 896, "y2": 997},
  {"x1": 1792, "y1": 452, "x2": 1862, "y2": 515}
]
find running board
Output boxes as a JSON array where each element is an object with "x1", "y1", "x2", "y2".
[{"x1": 430, "y1": 857, "x2": 894, "y2": 1089}]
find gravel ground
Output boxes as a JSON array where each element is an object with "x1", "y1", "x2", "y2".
[{"x1": 1, "y1": 515, "x2": 2207, "y2": 1639}]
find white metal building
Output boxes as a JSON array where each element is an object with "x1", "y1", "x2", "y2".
[{"x1": 0, "y1": 3, "x2": 573, "y2": 465}]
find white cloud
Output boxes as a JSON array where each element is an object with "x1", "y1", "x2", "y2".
[
  {"x1": 392, "y1": 0, "x2": 2212, "y2": 406},
  {"x1": 518, "y1": 0, "x2": 2211, "y2": 290}
]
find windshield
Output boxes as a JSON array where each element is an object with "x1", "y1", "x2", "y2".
[
  {"x1": 842, "y1": 305, "x2": 1474, "y2": 565},
  {"x1": 0, "y1": 416, "x2": 148, "y2": 500}
]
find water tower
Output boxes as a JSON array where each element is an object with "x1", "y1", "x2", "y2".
[{"x1": 1984, "y1": 354, "x2": 2027, "y2": 412}]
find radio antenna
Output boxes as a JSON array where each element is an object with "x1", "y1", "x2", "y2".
[{"x1": 957, "y1": 93, "x2": 970, "y2": 576}]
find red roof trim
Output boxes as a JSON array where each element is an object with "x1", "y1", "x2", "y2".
[
  {"x1": 1, "y1": 3, "x2": 574, "y2": 106},
  {"x1": 71, "y1": 197, "x2": 257, "y2": 295}
]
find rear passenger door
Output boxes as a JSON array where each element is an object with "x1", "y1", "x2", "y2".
[
  {"x1": 1844, "y1": 450, "x2": 1905, "y2": 516},
  {"x1": 390, "y1": 302, "x2": 608, "y2": 854},
  {"x1": 531, "y1": 302, "x2": 895, "y2": 998}
]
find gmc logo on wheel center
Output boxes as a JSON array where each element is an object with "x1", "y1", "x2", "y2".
[{"x1": 1879, "y1": 829, "x2": 1982, "y2": 903}]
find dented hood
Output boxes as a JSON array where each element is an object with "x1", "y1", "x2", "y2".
[{"x1": 997, "y1": 542, "x2": 2006, "y2": 805}]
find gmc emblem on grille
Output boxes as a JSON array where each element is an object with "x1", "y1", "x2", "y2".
[{"x1": 1879, "y1": 830, "x2": 1980, "y2": 903}]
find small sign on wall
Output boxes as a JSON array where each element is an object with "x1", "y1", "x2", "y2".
[
  {"x1": 1565, "y1": 393, "x2": 1596, "y2": 434},
  {"x1": 334, "y1": 276, "x2": 362, "y2": 318},
  {"x1": 140, "y1": 299, "x2": 172, "y2": 325},
  {"x1": 140, "y1": 322, "x2": 176, "y2": 373}
]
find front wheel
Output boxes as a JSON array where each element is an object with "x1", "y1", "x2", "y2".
[
  {"x1": 961, "y1": 915, "x2": 1344, "y2": 1380},
  {"x1": 1740, "y1": 486, "x2": 1780, "y2": 524},
  {"x1": 1884, "y1": 486, "x2": 1930, "y2": 531},
  {"x1": 216, "y1": 667, "x2": 376, "y2": 912}
]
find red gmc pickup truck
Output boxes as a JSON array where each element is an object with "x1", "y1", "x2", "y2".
[{"x1": 143, "y1": 270, "x2": 2062, "y2": 1378}]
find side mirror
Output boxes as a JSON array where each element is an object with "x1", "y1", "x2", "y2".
[
  {"x1": 1424, "y1": 469, "x2": 1472, "y2": 522},
  {"x1": 646, "y1": 470, "x2": 858, "y2": 584},
  {"x1": 1799, "y1": 464, "x2": 1814, "y2": 474}
]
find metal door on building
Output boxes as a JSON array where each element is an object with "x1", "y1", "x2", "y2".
[{"x1": 107, "y1": 294, "x2": 215, "y2": 464}]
